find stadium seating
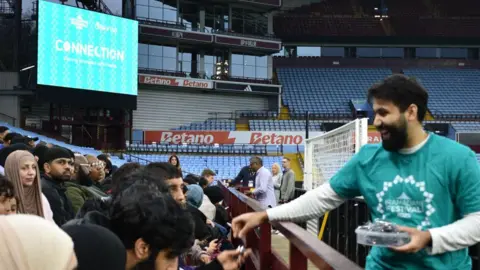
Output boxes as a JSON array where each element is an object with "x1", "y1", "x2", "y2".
[
  {"x1": 173, "y1": 119, "x2": 236, "y2": 131},
  {"x1": 124, "y1": 154, "x2": 282, "y2": 180},
  {"x1": 0, "y1": 122, "x2": 127, "y2": 167},
  {"x1": 249, "y1": 120, "x2": 323, "y2": 131},
  {"x1": 127, "y1": 143, "x2": 269, "y2": 155},
  {"x1": 403, "y1": 69, "x2": 480, "y2": 116},
  {"x1": 277, "y1": 68, "x2": 392, "y2": 115},
  {"x1": 451, "y1": 122, "x2": 480, "y2": 132},
  {"x1": 273, "y1": 17, "x2": 385, "y2": 39}
]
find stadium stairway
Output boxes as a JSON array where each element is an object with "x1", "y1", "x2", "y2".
[
  {"x1": 235, "y1": 122, "x2": 250, "y2": 131},
  {"x1": 284, "y1": 153, "x2": 304, "y2": 181},
  {"x1": 279, "y1": 106, "x2": 291, "y2": 120}
]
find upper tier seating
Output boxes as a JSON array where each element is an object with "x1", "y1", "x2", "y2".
[
  {"x1": 124, "y1": 154, "x2": 282, "y2": 180},
  {"x1": 250, "y1": 120, "x2": 323, "y2": 131},
  {"x1": 390, "y1": 18, "x2": 480, "y2": 38},
  {"x1": 277, "y1": 68, "x2": 392, "y2": 115},
  {"x1": 288, "y1": 0, "x2": 354, "y2": 15},
  {"x1": 0, "y1": 123, "x2": 126, "y2": 167},
  {"x1": 403, "y1": 69, "x2": 480, "y2": 116},
  {"x1": 273, "y1": 17, "x2": 386, "y2": 39},
  {"x1": 173, "y1": 120, "x2": 236, "y2": 131}
]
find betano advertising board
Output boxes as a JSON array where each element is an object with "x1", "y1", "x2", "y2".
[{"x1": 143, "y1": 131, "x2": 382, "y2": 145}]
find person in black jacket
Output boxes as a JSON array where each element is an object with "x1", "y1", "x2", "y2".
[
  {"x1": 231, "y1": 166, "x2": 255, "y2": 187},
  {"x1": 41, "y1": 147, "x2": 75, "y2": 226}
]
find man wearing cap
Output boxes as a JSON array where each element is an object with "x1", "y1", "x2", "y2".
[{"x1": 41, "y1": 147, "x2": 76, "y2": 226}]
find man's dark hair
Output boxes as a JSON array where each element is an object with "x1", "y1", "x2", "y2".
[
  {"x1": 199, "y1": 177, "x2": 208, "y2": 188},
  {"x1": 183, "y1": 174, "x2": 200, "y2": 185},
  {"x1": 201, "y1": 168, "x2": 216, "y2": 178},
  {"x1": 0, "y1": 126, "x2": 9, "y2": 133},
  {"x1": 367, "y1": 74, "x2": 429, "y2": 122},
  {"x1": 250, "y1": 156, "x2": 263, "y2": 166},
  {"x1": 109, "y1": 182, "x2": 194, "y2": 260},
  {"x1": 3, "y1": 132, "x2": 21, "y2": 144},
  {"x1": 0, "y1": 174, "x2": 15, "y2": 199},
  {"x1": 282, "y1": 157, "x2": 291, "y2": 162},
  {"x1": 110, "y1": 162, "x2": 142, "y2": 195},
  {"x1": 144, "y1": 162, "x2": 182, "y2": 182},
  {"x1": 97, "y1": 154, "x2": 113, "y2": 173}
]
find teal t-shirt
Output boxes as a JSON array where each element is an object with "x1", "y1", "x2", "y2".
[{"x1": 330, "y1": 133, "x2": 480, "y2": 270}]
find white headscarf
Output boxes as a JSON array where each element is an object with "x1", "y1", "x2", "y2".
[{"x1": 0, "y1": 214, "x2": 75, "y2": 270}]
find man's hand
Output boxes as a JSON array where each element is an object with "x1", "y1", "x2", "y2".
[
  {"x1": 391, "y1": 226, "x2": 432, "y2": 253},
  {"x1": 200, "y1": 254, "x2": 212, "y2": 264},
  {"x1": 206, "y1": 239, "x2": 219, "y2": 254},
  {"x1": 216, "y1": 249, "x2": 252, "y2": 270},
  {"x1": 232, "y1": 211, "x2": 269, "y2": 238}
]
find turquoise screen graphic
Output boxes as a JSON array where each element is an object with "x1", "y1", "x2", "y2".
[{"x1": 37, "y1": 1, "x2": 138, "y2": 95}]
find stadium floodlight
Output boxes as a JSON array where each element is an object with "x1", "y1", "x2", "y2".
[{"x1": 20, "y1": 65, "x2": 35, "y2": 72}]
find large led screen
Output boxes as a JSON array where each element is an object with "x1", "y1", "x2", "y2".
[{"x1": 37, "y1": 0, "x2": 138, "y2": 95}]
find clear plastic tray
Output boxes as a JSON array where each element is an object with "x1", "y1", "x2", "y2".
[{"x1": 355, "y1": 221, "x2": 411, "y2": 247}]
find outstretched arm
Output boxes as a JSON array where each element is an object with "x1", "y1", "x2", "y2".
[{"x1": 267, "y1": 183, "x2": 345, "y2": 222}]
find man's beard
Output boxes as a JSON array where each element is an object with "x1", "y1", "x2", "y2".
[{"x1": 378, "y1": 117, "x2": 408, "y2": 152}]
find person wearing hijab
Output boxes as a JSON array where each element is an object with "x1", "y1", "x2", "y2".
[
  {"x1": 0, "y1": 214, "x2": 77, "y2": 270},
  {"x1": 5, "y1": 150, "x2": 54, "y2": 222},
  {"x1": 62, "y1": 224, "x2": 126, "y2": 270}
]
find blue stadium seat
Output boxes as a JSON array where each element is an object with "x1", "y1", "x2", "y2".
[
  {"x1": 0, "y1": 122, "x2": 127, "y2": 167},
  {"x1": 123, "y1": 154, "x2": 283, "y2": 180},
  {"x1": 172, "y1": 119, "x2": 236, "y2": 131},
  {"x1": 249, "y1": 120, "x2": 324, "y2": 131},
  {"x1": 277, "y1": 68, "x2": 392, "y2": 116},
  {"x1": 403, "y1": 69, "x2": 480, "y2": 116}
]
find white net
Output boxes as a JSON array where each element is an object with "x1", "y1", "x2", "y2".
[
  {"x1": 304, "y1": 118, "x2": 369, "y2": 191},
  {"x1": 303, "y1": 118, "x2": 369, "y2": 235}
]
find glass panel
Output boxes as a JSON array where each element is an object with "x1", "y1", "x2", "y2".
[
  {"x1": 149, "y1": 56, "x2": 163, "y2": 69},
  {"x1": 162, "y1": 57, "x2": 177, "y2": 71},
  {"x1": 231, "y1": 64, "x2": 244, "y2": 77}
]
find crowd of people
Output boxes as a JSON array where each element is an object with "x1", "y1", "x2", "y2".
[{"x1": 0, "y1": 128, "x2": 255, "y2": 270}]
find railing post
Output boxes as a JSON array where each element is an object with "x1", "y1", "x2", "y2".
[{"x1": 290, "y1": 243, "x2": 307, "y2": 270}]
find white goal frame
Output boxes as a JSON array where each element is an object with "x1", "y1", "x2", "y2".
[{"x1": 303, "y1": 118, "x2": 369, "y2": 191}]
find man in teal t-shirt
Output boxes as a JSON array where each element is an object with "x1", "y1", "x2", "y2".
[{"x1": 232, "y1": 74, "x2": 480, "y2": 270}]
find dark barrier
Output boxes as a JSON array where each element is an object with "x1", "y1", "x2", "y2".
[{"x1": 220, "y1": 185, "x2": 363, "y2": 270}]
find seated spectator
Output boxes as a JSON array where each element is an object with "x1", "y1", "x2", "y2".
[
  {"x1": 62, "y1": 223, "x2": 126, "y2": 270},
  {"x1": 0, "y1": 174, "x2": 17, "y2": 215},
  {"x1": 0, "y1": 143, "x2": 31, "y2": 176},
  {"x1": 5, "y1": 150, "x2": 53, "y2": 221},
  {"x1": 204, "y1": 186, "x2": 228, "y2": 229},
  {"x1": 184, "y1": 174, "x2": 200, "y2": 185},
  {"x1": 0, "y1": 214, "x2": 77, "y2": 270},
  {"x1": 85, "y1": 155, "x2": 106, "y2": 185},
  {"x1": 168, "y1": 154, "x2": 183, "y2": 178},
  {"x1": 66, "y1": 154, "x2": 107, "y2": 214},
  {"x1": 201, "y1": 169, "x2": 217, "y2": 186},
  {"x1": 1, "y1": 132, "x2": 21, "y2": 148},
  {"x1": 187, "y1": 184, "x2": 216, "y2": 221},
  {"x1": 109, "y1": 162, "x2": 142, "y2": 195},
  {"x1": 0, "y1": 126, "x2": 9, "y2": 144},
  {"x1": 41, "y1": 147, "x2": 76, "y2": 226},
  {"x1": 32, "y1": 144, "x2": 49, "y2": 174},
  {"x1": 109, "y1": 182, "x2": 194, "y2": 270}
]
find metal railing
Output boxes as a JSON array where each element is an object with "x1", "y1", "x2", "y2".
[
  {"x1": 221, "y1": 185, "x2": 362, "y2": 270},
  {"x1": 0, "y1": 112, "x2": 16, "y2": 126}
]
